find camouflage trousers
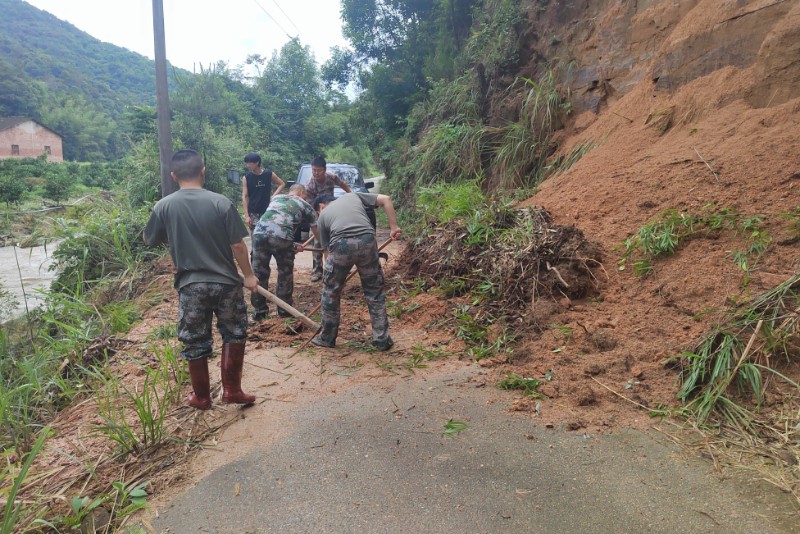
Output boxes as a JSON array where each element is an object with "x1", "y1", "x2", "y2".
[
  {"x1": 247, "y1": 211, "x2": 263, "y2": 232},
  {"x1": 251, "y1": 234, "x2": 296, "y2": 316},
  {"x1": 317, "y1": 234, "x2": 390, "y2": 346},
  {"x1": 177, "y1": 282, "x2": 247, "y2": 360},
  {"x1": 312, "y1": 235, "x2": 323, "y2": 275}
]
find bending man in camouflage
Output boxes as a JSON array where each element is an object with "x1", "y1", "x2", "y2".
[
  {"x1": 311, "y1": 192, "x2": 402, "y2": 350},
  {"x1": 251, "y1": 184, "x2": 318, "y2": 321},
  {"x1": 144, "y1": 149, "x2": 258, "y2": 410}
]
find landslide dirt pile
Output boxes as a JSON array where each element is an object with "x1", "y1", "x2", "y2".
[{"x1": 396, "y1": 206, "x2": 602, "y2": 319}]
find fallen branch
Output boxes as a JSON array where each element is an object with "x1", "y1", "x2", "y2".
[
  {"x1": 693, "y1": 148, "x2": 720, "y2": 182},
  {"x1": 589, "y1": 376, "x2": 652, "y2": 411}
]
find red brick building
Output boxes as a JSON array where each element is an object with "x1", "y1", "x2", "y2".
[{"x1": 0, "y1": 117, "x2": 63, "y2": 162}]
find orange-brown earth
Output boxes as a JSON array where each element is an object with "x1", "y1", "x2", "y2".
[{"x1": 14, "y1": 0, "x2": 800, "y2": 526}]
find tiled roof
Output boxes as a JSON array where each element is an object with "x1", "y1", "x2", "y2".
[{"x1": 0, "y1": 116, "x2": 32, "y2": 132}]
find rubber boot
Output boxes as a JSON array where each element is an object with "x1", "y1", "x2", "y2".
[
  {"x1": 221, "y1": 343, "x2": 256, "y2": 405},
  {"x1": 186, "y1": 357, "x2": 212, "y2": 410}
]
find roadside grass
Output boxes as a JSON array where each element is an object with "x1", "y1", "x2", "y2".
[
  {"x1": 669, "y1": 273, "x2": 800, "y2": 427},
  {"x1": 0, "y1": 196, "x2": 189, "y2": 531},
  {"x1": 619, "y1": 205, "x2": 771, "y2": 284},
  {"x1": 497, "y1": 372, "x2": 542, "y2": 397}
]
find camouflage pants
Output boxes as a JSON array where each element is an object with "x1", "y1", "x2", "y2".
[
  {"x1": 317, "y1": 234, "x2": 390, "y2": 346},
  {"x1": 248, "y1": 211, "x2": 263, "y2": 232},
  {"x1": 251, "y1": 234, "x2": 296, "y2": 316},
  {"x1": 177, "y1": 282, "x2": 247, "y2": 360},
  {"x1": 312, "y1": 235, "x2": 323, "y2": 275}
]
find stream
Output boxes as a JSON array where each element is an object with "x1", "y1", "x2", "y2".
[{"x1": 0, "y1": 242, "x2": 59, "y2": 321}]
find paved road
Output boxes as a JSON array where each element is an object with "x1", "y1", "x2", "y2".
[{"x1": 150, "y1": 364, "x2": 795, "y2": 533}]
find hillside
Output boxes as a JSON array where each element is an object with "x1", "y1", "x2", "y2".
[
  {"x1": 0, "y1": 0, "x2": 184, "y2": 116},
  {"x1": 0, "y1": 0, "x2": 190, "y2": 159},
  {"x1": 457, "y1": 0, "x2": 800, "y2": 448}
]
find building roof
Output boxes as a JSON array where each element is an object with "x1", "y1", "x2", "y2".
[
  {"x1": 0, "y1": 116, "x2": 61, "y2": 138},
  {"x1": 0, "y1": 117, "x2": 31, "y2": 132}
]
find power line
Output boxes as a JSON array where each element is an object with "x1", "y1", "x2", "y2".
[
  {"x1": 251, "y1": 0, "x2": 295, "y2": 39},
  {"x1": 267, "y1": 0, "x2": 301, "y2": 36}
]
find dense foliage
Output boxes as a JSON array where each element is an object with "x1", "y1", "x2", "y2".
[
  {"x1": 0, "y1": 0, "x2": 184, "y2": 160},
  {"x1": 332, "y1": 0, "x2": 580, "y2": 218}
]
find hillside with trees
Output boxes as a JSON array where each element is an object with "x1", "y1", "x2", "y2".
[{"x1": 2, "y1": 1, "x2": 800, "y2": 531}]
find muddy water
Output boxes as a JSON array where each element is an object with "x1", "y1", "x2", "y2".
[{"x1": 0, "y1": 242, "x2": 59, "y2": 320}]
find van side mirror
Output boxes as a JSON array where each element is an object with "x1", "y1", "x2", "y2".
[
  {"x1": 227, "y1": 169, "x2": 241, "y2": 185},
  {"x1": 364, "y1": 181, "x2": 375, "y2": 189}
]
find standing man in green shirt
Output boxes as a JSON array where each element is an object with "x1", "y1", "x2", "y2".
[{"x1": 144, "y1": 149, "x2": 259, "y2": 410}]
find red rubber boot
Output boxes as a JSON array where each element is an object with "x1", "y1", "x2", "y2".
[
  {"x1": 221, "y1": 343, "x2": 256, "y2": 405},
  {"x1": 186, "y1": 357, "x2": 212, "y2": 410}
]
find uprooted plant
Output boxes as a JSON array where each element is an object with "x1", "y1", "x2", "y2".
[
  {"x1": 670, "y1": 273, "x2": 800, "y2": 426},
  {"x1": 667, "y1": 273, "x2": 800, "y2": 502},
  {"x1": 394, "y1": 194, "x2": 602, "y2": 359},
  {"x1": 619, "y1": 204, "x2": 771, "y2": 283}
]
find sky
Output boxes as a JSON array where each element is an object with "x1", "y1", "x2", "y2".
[{"x1": 24, "y1": 0, "x2": 350, "y2": 72}]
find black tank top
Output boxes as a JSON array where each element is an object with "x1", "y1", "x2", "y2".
[{"x1": 246, "y1": 168, "x2": 272, "y2": 213}]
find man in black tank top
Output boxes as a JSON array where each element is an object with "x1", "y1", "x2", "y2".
[{"x1": 241, "y1": 152, "x2": 286, "y2": 231}]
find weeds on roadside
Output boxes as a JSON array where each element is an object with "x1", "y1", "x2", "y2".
[
  {"x1": 89, "y1": 344, "x2": 185, "y2": 455},
  {"x1": 442, "y1": 419, "x2": 469, "y2": 437},
  {"x1": 408, "y1": 345, "x2": 451, "y2": 362},
  {"x1": 148, "y1": 323, "x2": 177, "y2": 340},
  {"x1": 497, "y1": 372, "x2": 542, "y2": 397},
  {"x1": 669, "y1": 273, "x2": 800, "y2": 426},
  {"x1": 1, "y1": 427, "x2": 52, "y2": 534}
]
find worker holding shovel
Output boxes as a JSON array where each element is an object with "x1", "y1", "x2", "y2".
[
  {"x1": 144, "y1": 149, "x2": 258, "y2": 410},
  {"x1": 250, "y1": 184, "x2": 319, "y2": 321},
  {"x1": 311, "y1": 192, "x2": 402, "y2": 351}
]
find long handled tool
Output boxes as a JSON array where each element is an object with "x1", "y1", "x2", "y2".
[
  {"x1": 306, "y1": 237, "x2": 394, "y2": 317},
  {"x1": 255, "y1": 285, "x2": 320, "y2": 330}
]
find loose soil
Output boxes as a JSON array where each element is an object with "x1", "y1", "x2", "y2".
[{"x1": 12, "y1": 0, "x2": 800, "y2": 526}]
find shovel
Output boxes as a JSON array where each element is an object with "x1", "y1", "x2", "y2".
[{"x1": 254, "y1": 285, "x2": 320, "y2": 331}]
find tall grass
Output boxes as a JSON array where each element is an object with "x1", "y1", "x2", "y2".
[
  {"x1": 0, "y1": 198, "x2": 158, "y2": 453},
  {"x1": 488, "y1": 71, "x2": 572, "y2": 189},
  {"x1": 1, "y1": 427, "x2": 52, "y2": 534},
  {"x1": 671, "y1": 274, "x2": 800, "y2": 426},
  {"x1": 415, "y1": 180, "x2": 487, "y2": 227},
  {"x1": 50, "y1": 197, "x2": 158, "y2": 294},
  {"x1": 89, "y1": 343, "x2": 186, "y2": 455}
]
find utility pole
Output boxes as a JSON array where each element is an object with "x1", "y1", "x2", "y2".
[{"x1": 152, "y1": 0, "x2": 176, "y2": 197}]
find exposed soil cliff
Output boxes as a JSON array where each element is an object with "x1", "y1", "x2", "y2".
[{"x1": 487, "y1": 0, "x2": 800, "y2": 431}]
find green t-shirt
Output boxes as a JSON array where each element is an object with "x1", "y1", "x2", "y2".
[
  {"x1": 317, "y1": 192, "x2": 378, "y2": 249},
  {"x1": 144, "y1": 188, "x2": 249, "y2": 289}
]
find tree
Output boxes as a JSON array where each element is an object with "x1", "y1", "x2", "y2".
[
  {"x1": 40, "y1": 93, "x2": 117, "y2": 161},
  {"x1": 0, "y1": 173, "x2": 26, "y2": 207},
  {"x1": 42, "y1": 166, "x2": 74, "y2": 205}
]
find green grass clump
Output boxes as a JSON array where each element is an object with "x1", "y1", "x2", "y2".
[
  {"x1": 669, "y1": 273, "x2": 800, "y2": 426},
  {"x1": 415, "y1": 180, "x2": 486, "y2": 228},
  {"x1": 497, "y1": 372, "x2": 542, "y2": 397},
  {"x1": 619, "y1": 205, "x2": 771, "y2": 282}
]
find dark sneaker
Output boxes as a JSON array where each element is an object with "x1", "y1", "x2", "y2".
[
  {"x1": 310, "y1": 272, "x2": 322, "y2": 282},
  {"x1": 251, "y1": 311, "x2": 268, "y2": 323},
  {"x1": 311, "y1": 336, "x2": 335, "y2": 348},
  {"x1": 372, "y1": 337, "x2": 394, "y2": 352}
]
